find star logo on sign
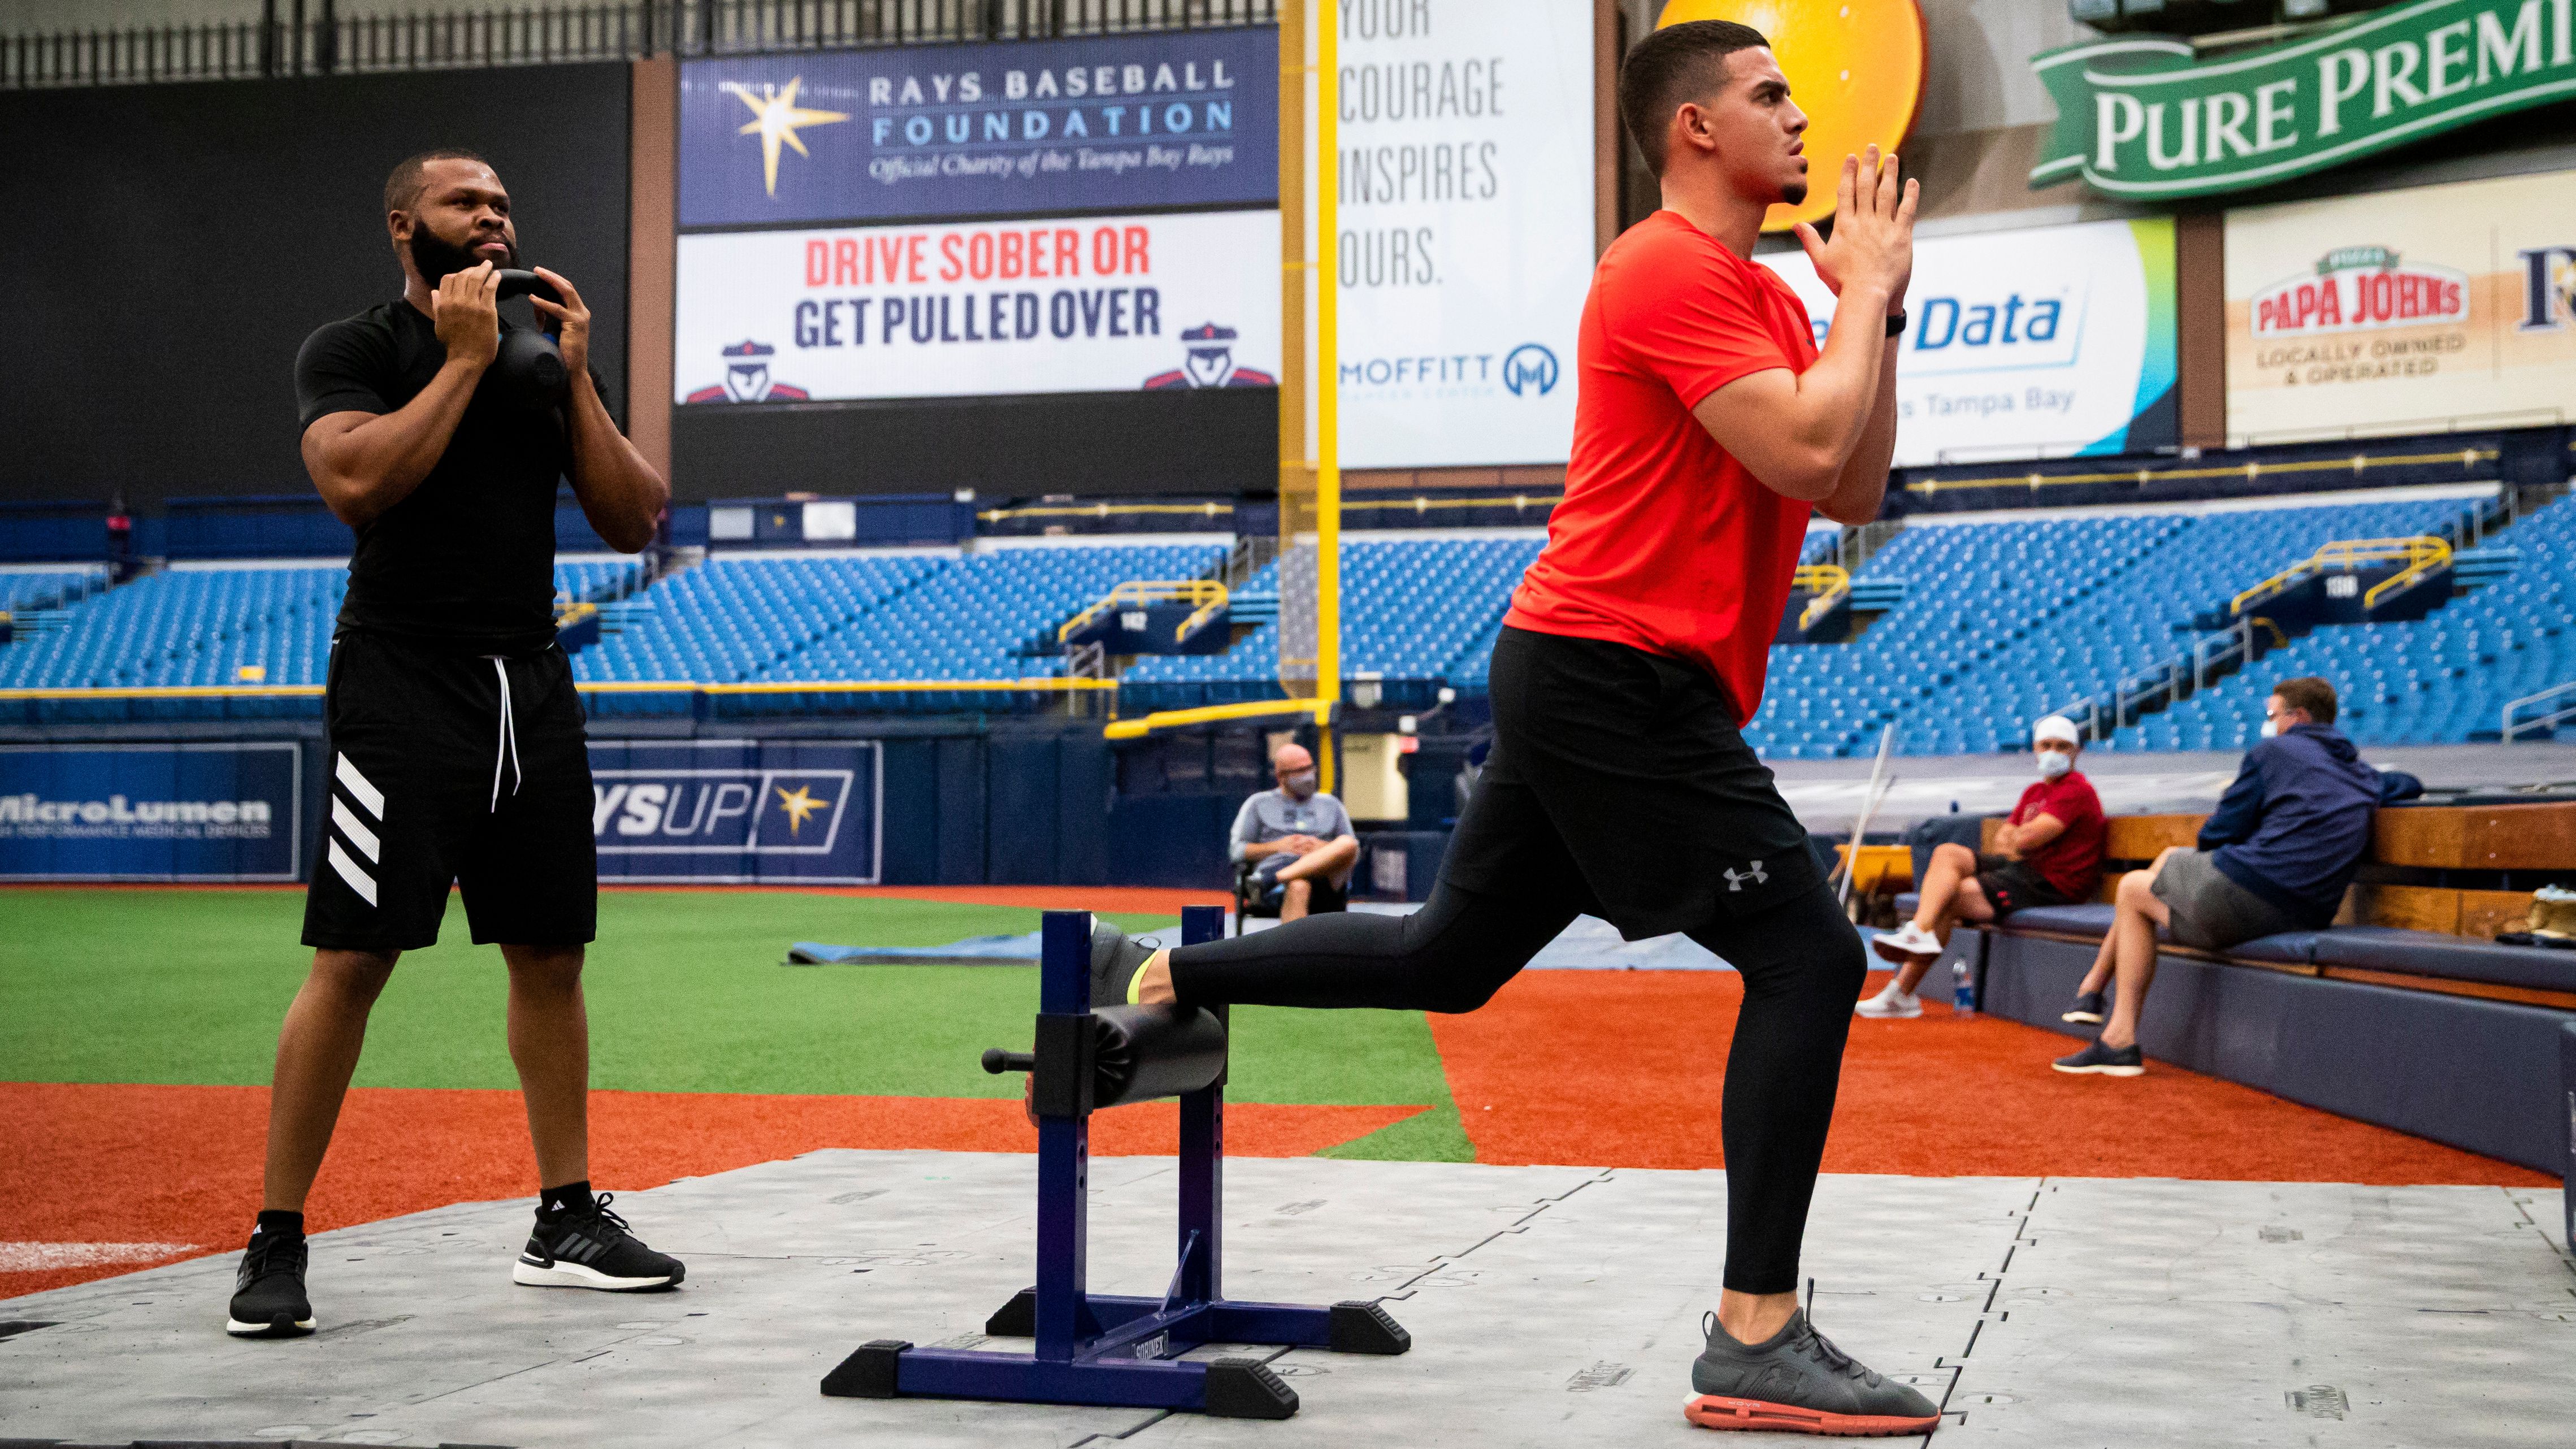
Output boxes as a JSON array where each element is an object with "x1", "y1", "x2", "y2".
[
  {"x1": 773, "y1": 783, "x2": 826, "y2": 836},
  {"x1": 722, "y1": 76, "x2": 849, "y2": 197}
]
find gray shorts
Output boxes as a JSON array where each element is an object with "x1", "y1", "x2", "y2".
[{"x1": 2150, "y1": 849, "x2": 2310, "y2": 951}]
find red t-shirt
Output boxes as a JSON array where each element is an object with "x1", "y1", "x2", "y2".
[
  {"x1": 2010, "y1": 770, "x2": 2106, "y2": 901},
  {"x1": 1503, "y1": 209, "x2": 1821, "y2": 720}
]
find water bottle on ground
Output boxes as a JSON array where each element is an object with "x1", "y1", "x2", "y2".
[{"x1": 1952, "y1": 960, "x2": 1976, "y2": 1019}]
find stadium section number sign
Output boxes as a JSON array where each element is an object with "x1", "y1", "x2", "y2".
[
  {"x1": 1759, "y1": 218, "x2": 2178, "y2": 466},
  {"x1": 0, "y1": 742, "x2": 302, "y2": 882},
  {"x1": 589, "y1": 739, "x2": 881, "y2": 885},
  {"x1": 1334, "y1": 0, "x2": 1594, "y2": 468},
  {"x1": 675, "y1": 209, "x2": 1281, "y2": 403},
  {"x1": 2032, "y1": 0, "x2": 2576, "y2": 199},
  {"x1": 679, "y1": 28, "x2": 1278, "y2": 228},
  {"x1": 2225, "y1": 167, "x2": 2576, "y2": 441}
]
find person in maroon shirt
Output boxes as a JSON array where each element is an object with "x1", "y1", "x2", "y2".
[
  {"x1": 1096, "y1": 21, "x2": 1934, "y2": 1435},
  {"x1": 1861, "y1": 716, "x2": 2106, "y2": 1017}
]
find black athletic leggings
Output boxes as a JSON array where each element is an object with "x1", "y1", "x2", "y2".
[{"x1": 1168, "y1": 875, "x2": 1865, "y2": 1295}]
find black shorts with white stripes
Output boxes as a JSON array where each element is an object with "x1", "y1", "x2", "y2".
[{"x1": 303, "y1": 630, "x2": 598, "y2": 954}]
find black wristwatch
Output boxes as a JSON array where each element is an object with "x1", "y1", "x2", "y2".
[{"x1": 1885, "y1": 311, "x2": 1908, "y2": 338}]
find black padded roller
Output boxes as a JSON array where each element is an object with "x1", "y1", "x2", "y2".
[{"x1": 1090, "y1": 1004, "x2": 1227, "y2": 1108}]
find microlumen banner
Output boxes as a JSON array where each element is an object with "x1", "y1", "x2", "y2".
[{"x1": 2031, "y1": 0, "x2": 2576, "y2": 199}]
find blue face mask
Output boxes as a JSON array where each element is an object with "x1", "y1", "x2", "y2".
[{"x1": 2036, "y1": 750, "x2": 2072, "y2": 780}]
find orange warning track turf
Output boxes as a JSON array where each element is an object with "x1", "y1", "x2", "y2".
[
  {"x1": 1432, "y1": 969, "x2": 2555, "y2": 1186},
  {"x1": 0, "y1": 1083, "x2": 1417, "y2": 1299}
]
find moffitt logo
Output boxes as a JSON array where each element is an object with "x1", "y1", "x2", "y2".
[
  {"x1": 1339, "y1": 343, "x2": 1559, "y2": 397},
  {"x1": 592, "y1": 767, "x2": 856, "y2": 854},
  {"x1": 1502, "y1": 344, "x2": 1559, "y2": 397},
  {"x1": 2253, "y1": 248, "x2": 2469, "y2": 337}
]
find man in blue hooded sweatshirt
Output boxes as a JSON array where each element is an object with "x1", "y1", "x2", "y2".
[{"x1": 2053, "y1": 676, "x2": 2382, "y2": 1075}]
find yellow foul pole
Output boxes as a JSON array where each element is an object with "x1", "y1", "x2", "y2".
[{"x1": 1316, "y1": 5, "x2": 1342, "y2": 793}]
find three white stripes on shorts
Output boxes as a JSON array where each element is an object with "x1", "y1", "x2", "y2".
[{"x1": 328, "y1": 753, "x2": 384, "y2": 907}]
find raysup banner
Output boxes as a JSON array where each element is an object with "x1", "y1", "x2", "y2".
[
  {"x1": 0, "y1": 742, "x2": 302, "y2": 882},
  {"x1": 1758, "y1": 218, "x2": 2178, "y2": 466},
  {"x1": 675, "y1": 208, "x2": 1282, "y2": 403},
  {"x1": 2226, "y1": 167, "x2": 2576, "y2": 441},
  {"x1": 2031, "y1": 0, "x2": 2576, "y2": 199},
  {"x1": 1334, "y1": 0, "x2": 1594, "y2": 468},
  {"x1": 679, "y1": 28, "x2": 1278, "y2": 227},
  {"x1": 589, "y1": 739, "x2": 881, "y2": 884}
]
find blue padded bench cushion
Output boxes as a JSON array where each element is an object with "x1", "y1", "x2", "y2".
[
  {"x1": 1989, "y1": 903, "x2": 2321, "y2": 964},
  {"x1": 2310, "y1": 926, "x2": 2576, "y2": 995}
]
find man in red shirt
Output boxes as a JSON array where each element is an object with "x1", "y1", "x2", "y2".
[
  {"x1": 1860, "y1": 716, "x2": 2106, "y2": 1017},
  {"x1": 1098, "y1": 20, "x2": 1932, "y2": 1434}
]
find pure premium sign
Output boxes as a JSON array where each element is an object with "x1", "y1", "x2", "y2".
[{"x1": 2031, "y1": 0, "x2": 2576, "y2": 198}]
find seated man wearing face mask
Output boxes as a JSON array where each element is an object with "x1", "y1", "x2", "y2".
[
  {"x1": 1230, "y1": 743, "x2": 1360, "y2": 922},
  {"x1": 1858, "y1": 715, "x2": 2103, "y2": 1018},
  {"x1": 2052, "y1": 676, "x2": 2381, "y2": 1076}
]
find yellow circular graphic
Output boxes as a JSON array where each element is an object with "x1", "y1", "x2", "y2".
[{"x1": 1654, "y1": 1, "x2": 1925, "y2": 233}]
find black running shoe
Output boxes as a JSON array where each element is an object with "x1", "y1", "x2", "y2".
[
  {"x1": 1088, "y1": 917, "x2": 1159, "y2": 1007},
  {"x1": 2061, "y1": 990, "x2": 2107, "y2": 1025},
  {"x1": 225, "y1": 1229, "x2": 314, "y2": 1338},
  {"x1": 2052, "y1": 1038, "x2": 2144, "y2": 1076},
  {"x1": 1686, "y1": 1303, "x2": 1938, "y2": 1435},
  {"x1": 513, "y1": 1193, "x2": 685, "y2": 1291}
]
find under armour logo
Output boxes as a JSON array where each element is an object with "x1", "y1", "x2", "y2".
[{"x1": 1724, "y1": 860, "x2": 1768, "y2": 892}]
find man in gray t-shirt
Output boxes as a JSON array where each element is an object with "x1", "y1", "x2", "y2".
[{"x1": 1230, "y1": 743, "x2": 1359, "y2": 921}]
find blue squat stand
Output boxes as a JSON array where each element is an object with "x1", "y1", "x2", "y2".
[{"x1": 820, "y1": 905, "x2": 1411, "y2": 1418}]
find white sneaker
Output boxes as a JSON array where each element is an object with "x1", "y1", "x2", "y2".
[
  {"x1": 1868, "y1": 922, "x2": 1942, "y2": 964},
  {"x1": 1855, "y1": 984, "x2": 1922, "y2": 1019}
]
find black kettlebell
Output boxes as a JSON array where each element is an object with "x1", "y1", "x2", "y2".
[{"x1": 488, "y1": 268, "x2": 569, "y2": 413}]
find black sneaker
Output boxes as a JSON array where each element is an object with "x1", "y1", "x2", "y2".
[
  {"x1": 2061, "y1": 990, "x2": 2106, "y2": 1025},
  {"x1": 1686, "y1": 1302, "x2": 1938, "y2": 1435},
  {"x1": 1088, "y1": 918, "x2": 1159, "y2": 1007},
  {"x1": 2052, "y1": 1038, "x2": 2144, "y2": 1076},
  {"x1": 513, "y1": 1193, "x2": 685, "y2": 1291},
  {"x1": 224, "y1": 1229, "x2": 314, "y2": 1338}
]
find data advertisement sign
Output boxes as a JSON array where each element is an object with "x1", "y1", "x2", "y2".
[
  {"x1": 679, "y1": 28, "x2": 1278, "y2": 228},
  {"x1": 0, "y1": 742, "x2": 302, "y2": 882},
  {"x1": 2226, "y1": 168, "x2": 2576, "y2": 442},
  {"x1": 589, "y1": 739, "x2": 881, "y2": 885},
  {"x1": 1759, "y1": 218, "x2": 2179, "y2": 466},
  {"x1": 674, "y1": 209, "x2": 1281, "y2": 404},
  {"x1": 1334, "y1": 0, "x2": 1595, "y2": 468}
]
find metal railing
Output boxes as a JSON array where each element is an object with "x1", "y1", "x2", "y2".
[
  {"x1": 2502, "y1": 682, "x2": 2576, "y2": 744},
  {"x1": 3, "y1": 0, "x2": 1278, "y2": 89},
  {"x1": 2230, "y1": 536, "x2": 2450, "y2": 617},
  {"x1": 1792, "y1": 563, "x2": 1850, "y2": 633},
  {"x1": 1057, "y1": 578, "x2": 1229, "y2": 646}
]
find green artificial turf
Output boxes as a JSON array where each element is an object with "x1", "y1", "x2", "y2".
[{"x1": 0, "y1": 888, "x2": 1469, "y2": 1158}]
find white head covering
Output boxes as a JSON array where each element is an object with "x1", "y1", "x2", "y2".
[{"x1": 2032, "y1": 715, "x2": 2082, "y2": 747}]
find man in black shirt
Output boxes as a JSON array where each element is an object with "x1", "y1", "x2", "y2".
[{"x1": 228, "y1": 150, "x2": 676, "y2": 1338}]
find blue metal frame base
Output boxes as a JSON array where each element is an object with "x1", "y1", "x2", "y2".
[{"x1": 820, "y1": 906, "x2": 1407, "y2": 1420}]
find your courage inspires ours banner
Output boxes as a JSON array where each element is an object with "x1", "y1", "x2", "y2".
[
  {"x1": 680, "y1": 28, "x2": 1279, "y2": 227},
  {"x1": 2030, "y1": 0, "x2": 2576, "y2": 199}
]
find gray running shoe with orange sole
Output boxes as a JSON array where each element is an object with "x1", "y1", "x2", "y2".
[{"x1": 1686, "y1": 1305, "x2": 1938, "y2": 1436}]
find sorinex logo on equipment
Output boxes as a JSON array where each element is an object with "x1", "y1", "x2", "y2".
[{"x1": 592, "y1": 768, "x2": 856, "y2": 854}]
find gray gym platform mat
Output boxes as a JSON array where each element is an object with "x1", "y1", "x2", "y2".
[{"x1": 1, "y1": 1152, "x2": 2567, "y2": 1447}]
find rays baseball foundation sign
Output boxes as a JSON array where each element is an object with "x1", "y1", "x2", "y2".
[{"x1": 2032, "y1": 0, "x2": 2576, "y2": 199}]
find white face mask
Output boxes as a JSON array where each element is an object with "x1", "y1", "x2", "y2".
[
  {"x1": 1282, "y1": 769, "x2": 1319, "y2": 798},
  {"x1": 2036, "y1": 751, "x2": 2072, "y2": 780},
  {"x1": 2260, "y1": 718, "x2": 2280, "y2": 739}
]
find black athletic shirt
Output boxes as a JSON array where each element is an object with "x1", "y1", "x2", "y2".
[{"x1": 294, "y1": 299, "x2": 570, "y2": 653}]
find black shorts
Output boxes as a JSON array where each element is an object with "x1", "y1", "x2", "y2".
[
  {"x1": 303, "y1": 630, "x2": 598, "y2": 953},
  {"x1": 1438, "y1": 627, "x2": 1823, "y2": 941},
  {"x1": 1974, "y1": 854, "x2": 2074, "y2": 916},
  {"x1": 1256, "y1": 871, "x2": 1348, "y2": 914}
]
